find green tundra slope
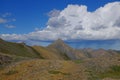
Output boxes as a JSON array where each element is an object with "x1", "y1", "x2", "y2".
[{"x1": 0, "y1": 38, "x2": 43, "y2": 58}]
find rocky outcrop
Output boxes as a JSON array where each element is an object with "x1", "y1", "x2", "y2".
[{"x1": 0, "y1": 53, "x2": 12, "y2": 65}]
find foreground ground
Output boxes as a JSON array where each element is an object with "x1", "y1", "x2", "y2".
[
  {"x1": 0, "y1": 59, "x2": 88, "y2": 80},
  {"x1": 0, "y1": 58, "x2": 120, "y2": 80}
]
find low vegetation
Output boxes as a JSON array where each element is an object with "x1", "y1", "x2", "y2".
[
  {"x1": 3, "y1": 70, "x2": 18, "y2": 75},
  {"x1": 97, "y1": 65, "x2": 120, "y2": 79},
  {"x1": 48, "y1": 70, "x2": 70, "y2": 75},
  {"x1": 48, "y1": 70, "x2": 61, "y2": 74},
  {"x1": 73, "y1": 60, "x2": 83, "y2": 64}
]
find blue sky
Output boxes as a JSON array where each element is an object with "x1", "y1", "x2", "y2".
[
  {"x1": 0, "y1": 0, "x2": 120, "y2": 50},
  {"x1": 0, "y1": 0, "x2": 118, "y2": 34}
]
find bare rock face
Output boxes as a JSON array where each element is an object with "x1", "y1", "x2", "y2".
[{"x1": 47, "y1": 39, "x2": 76, "y2": 60}]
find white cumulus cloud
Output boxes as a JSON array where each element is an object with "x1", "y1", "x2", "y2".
[{"x1": 0, "y1": 2, "x2": 120, "y2": 41}]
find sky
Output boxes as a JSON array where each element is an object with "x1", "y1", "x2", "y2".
[{"x1": 0, "y1": 0, "x2": 120, "y2": 50}]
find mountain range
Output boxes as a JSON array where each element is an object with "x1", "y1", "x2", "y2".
[{"x1": 0, "y1": 38, "x2": 120, "y2": 80}]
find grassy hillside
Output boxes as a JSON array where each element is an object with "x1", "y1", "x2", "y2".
[
  {"x1": 32, "y1": 46, "x2": 63, "y2": 60},
  {"x1": 0, "y1": 39, "x2": 43, "y2": 58}
]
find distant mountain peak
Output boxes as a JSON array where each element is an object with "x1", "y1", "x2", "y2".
[
  {"x1": 54, "y1": 38, "x2": 64, "y2": 44},
  {"x1": 48, "y1": 38, "x2": 68, "y2": 48},
  {"x1": 56, "y1": 38, "x2": 63, "y2": 41},
  {"x1": 47, "y1": 38, "x2": 76, "y2": 60}
]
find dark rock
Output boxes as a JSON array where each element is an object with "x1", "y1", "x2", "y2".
[{"x1": 0, "y1": 54, "x2": 12, "y2": 65}]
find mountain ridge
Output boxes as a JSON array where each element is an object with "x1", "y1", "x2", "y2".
[
  {"x1": 0, "y1": 38, "x2": 44, "y2": 59},
  {"x1": 0, "y1": 38, "x2": 120, "y2": 60}
]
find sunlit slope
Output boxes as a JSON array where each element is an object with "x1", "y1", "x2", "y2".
[
  {"x1": 0, "y1": 59, "x2": 88, "y2": 80},
  {"x1": 0, "y1": 38, "x2": 43, "y2": 58},
  {"x1": 32, "y1": 46, "x2": 64, "y2": 60}
]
